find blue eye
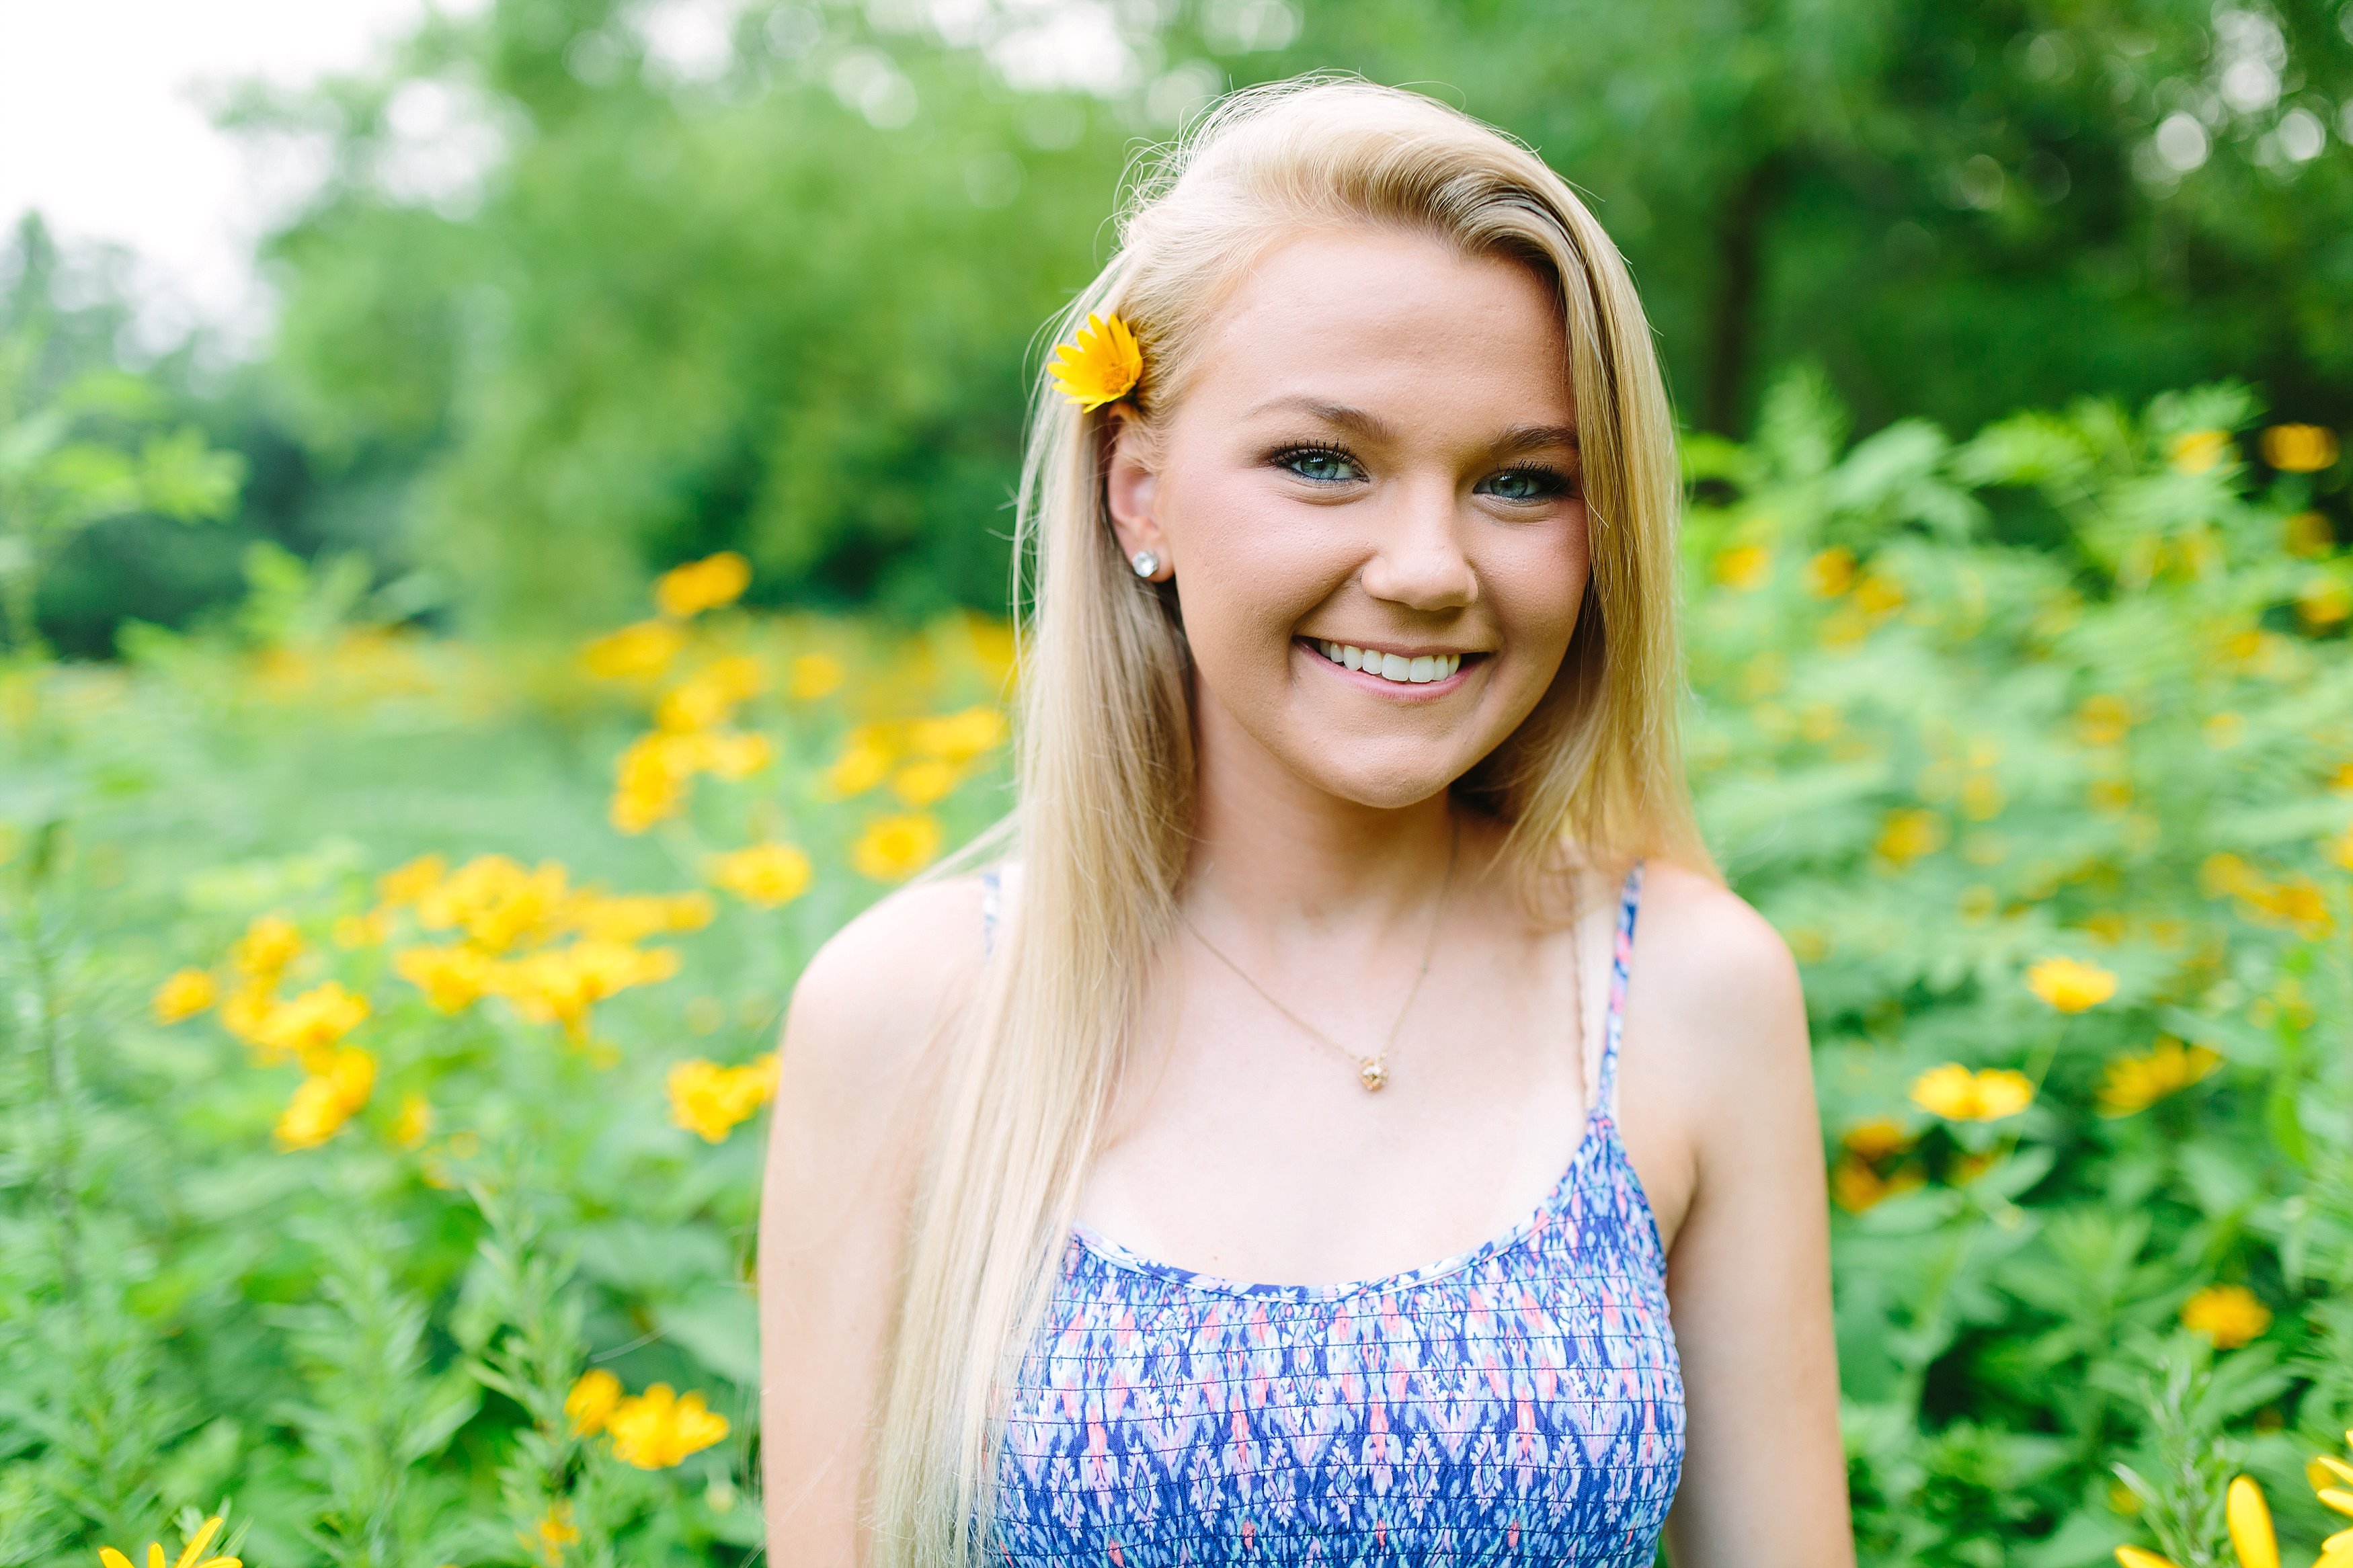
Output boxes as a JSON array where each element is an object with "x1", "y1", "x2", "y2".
[
  {"x1": 1277, "y1": 447, "x2": 1365, "y2": 484},
  {"x1": 1477, "y1": 466, "x2": 1570, "y2": 503}
]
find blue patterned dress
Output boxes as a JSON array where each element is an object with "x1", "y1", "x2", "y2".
[{"x1": 988, "y1": 867, "x2": 1682, "y2": 1565}]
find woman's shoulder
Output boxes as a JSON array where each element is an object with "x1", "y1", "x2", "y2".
[{"x1": 781, "y1": 869, "x2": 998, "y2": 1102}]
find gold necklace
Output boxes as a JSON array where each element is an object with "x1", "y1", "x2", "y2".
[{"x1": 1181, "y1": 819, "x2": 1458, "y2": 1092}]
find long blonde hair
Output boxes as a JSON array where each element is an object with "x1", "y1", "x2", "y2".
[{"x1": 867, "y1": 76, "x2": 1707, "y2": 1565}]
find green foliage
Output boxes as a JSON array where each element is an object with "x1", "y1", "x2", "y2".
[{"x1": 0, "y1": 376, "x2": 2347, "y2": 1563}]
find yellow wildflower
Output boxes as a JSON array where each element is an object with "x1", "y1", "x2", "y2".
[
  {"x1": 852, "y1": 813, "x2": 944, "y2": 883},
  {"x1": 711, "y1": 843, "x2": 813, "y2": 908},
  {"x1": 2096, "y1": 1038, "x2": 2222, "y2": 1116},
  {"x1": 608, "y1": 1383, "x2": 730, "y2": 1469},
  {"x1": 701, "y1": 731, "x2": 772, "y2": 780},
  {"x1": 2181, "y1": 1284, "x2": 2270, "y2": 1348},
  {"x1": 2285, "y1": 511, "x2": 2335, "y2": 556},
  {"x1": 231, "y1": 914, "x2": 302, "y2": 983},
  {"x1": 276, "y1": 1046, "x2": 377, "y2": 1150},
  {"x1": 583, "y1": 618, "x2": 686, "y2": 679},
  {"x1": 2299, "y1": 578, "x2": 2352, "y2": 630},
  {"x1": 909, "y1": 705, "x2": 1006, "y2": 762},
  {"x1": 2026, "y1": 956, "x2": 2117, "y2": 1013},
  {"x1": 1854, "y1": 574, "x2": 1906, "y2": 616},
  {"x1": 2227, "y1": 1475, "x2": 2278, "y2": 1568},
  {"x1": 1714, "y1": 544, "x2": 1770, "y2": 590},
  {"x1": 2169, "y1": 428, "x2": 2231, "y2": 473},
  {"x1": 1804, "y1": 546, "x2": 1856, "y2": 597},
  {"x1": 655, "y1": 656, "x2": 764, "y2": 731},
  {"x1": 376, "y1": 853, "x2": 446, "y2": 908},
  {"x1": 787, "y1": 651, "x2": 844, "y2": 700},
  {"x1": 395, "y1": 944, "x2": 499, "y2": 1014},
  {"x1": 561, "y1": 891, "x2": 715, "y2": 943},
  {"x1": 891, "y1": 758, "x2": 960, "y2": 806},
  {"x1": 541, "y1": 1503, "x2": 580, "y2": 1547},
  {"x1": 218, "y1": 985, "x2": 279, "y2": 1046},
  {"x1": 1875, "y1": 808, "x2": 1946, "y2": 866},
  {"x1": 152, "y1": 968, "x2": 218, "y2": 1024},
  {"x1": 2114, "y1": 1549, "x2": 2175, "y2": 1568},
  {"x1": 417, "y1": 856, "x2": 570, "y2": 952},
  {"x1": 2329, "y1": 824, "x2": 2353, "y2": 872},
  {"x1": 566, "y1": 1367, "x2": 623, "y2": 1436},
  {"x1": 2076, "y1": 694, "x2": 2134, "y2": 746},
  {"x1": 1047, "y1": 311, "x2": 1142, "y2": 411},
  {"x1": 654, "y1": 552, "x2": 752, "y2": 619},
  {"x1": 495, "y1": 940, "x2": 680, "y2": 1041},
  {"x1": 668, "y1": 1055, "x2": 782, "y2": 1142},
  {"x1": 1909, "y1": 1063, "x2": 2034, "y2": 1122},
  {"x1": 822, "y1": 727, "x2": 897, "y2": 798},
  {"x1": 252, "y1": 981, "x2": 370, "y2": 1069},
  {"x1": 1842, "y1": 1118, "x2": 1912, "y2": 1162},
  {"x1": 2263, "y1": 423, "x2": 2340, "y2": 472},
  {"x1": 391, "y1": 1092, "x2": 434, "y2": 1149},
  {"x1": 97, "y1": 1514, "x2": 239, "y2": 1568}
]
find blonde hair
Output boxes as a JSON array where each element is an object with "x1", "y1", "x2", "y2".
[{"x1": 867, "y1": 75, "x2": 1707, "y2": 1565}]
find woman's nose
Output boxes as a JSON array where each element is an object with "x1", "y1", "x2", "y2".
[{"x1": 1357, "y1": 481, "x2": 1478, "y2": 610}]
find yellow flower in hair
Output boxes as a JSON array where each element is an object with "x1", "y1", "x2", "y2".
[{"x1": 1049, "y1": 313, "x2": 1143, "y2": 411}]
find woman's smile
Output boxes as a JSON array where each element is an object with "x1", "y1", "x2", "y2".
[{"x1": 1295, "y1": 636, "x2": 1485, "y2": 694}]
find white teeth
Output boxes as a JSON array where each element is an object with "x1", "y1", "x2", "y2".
[{"x1": 1310, "y1": 641, "x2": 1467, "y2": 684}]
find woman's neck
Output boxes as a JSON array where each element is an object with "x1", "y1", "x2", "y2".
[{"x1": 1183, "y1": 689, "x2": 1466, "y2": 934}]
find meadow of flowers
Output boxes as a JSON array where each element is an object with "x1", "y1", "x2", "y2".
[{"x1": 1, "y1": 377, "x2": 2349, "y2": 1567}]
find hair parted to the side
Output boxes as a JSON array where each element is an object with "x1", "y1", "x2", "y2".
[{"x1": 866, "y1": 75, "x2": 1710, "y2": 1565}]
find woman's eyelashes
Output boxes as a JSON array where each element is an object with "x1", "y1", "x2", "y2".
[
  {"x1": 1266, "y1": 444, "x2": 1577, "y2": 503},
  {"x1": 1271, "y1": 444, "x2": 1366, "y2": 485},
  {"x1": 1475, "y1": 463, "x2": 1576, "y2": 503}
]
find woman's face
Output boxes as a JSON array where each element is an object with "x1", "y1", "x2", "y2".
[{"x1": 1107, "y1": 226, "x2": 1589, "y2": 811}]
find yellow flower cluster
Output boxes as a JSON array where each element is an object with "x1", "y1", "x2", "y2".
[
  {"x1": 2096, "y1": 1037, "x2": 2223, "y2": 1116},
  {"x1": 153, "y1": 914, "x2": 384, "y2": 1147},
  {"x1": 1910, "y1": 1063, "x2": 2034, "y2": 1122},
  {"x1": 820, "y1": 705, "x2": 1006, "y2": 805},
  {"x1": 1831, "y1": 1118, "x2": 1924, "y2": 1213},
  {"x1": 667, "y1": 1054, "x2": 781, "y2": 1142},
  {"x1": 2026, "y1": 955, "x2": 2118, "y2": 1013},
  {"x1": 2202, "y1": 853, "x2": 2335, "y2": 937},
  {"x1": 655, "y1": 551, "x2": 752, "y2": 620},
  {"x1": 2262, "y1": 423, "x2": 2340, "y2": 472},
  {"x1": 565, "y1": 1369, "x2": 729, "y2": 1469},
  {"x1": 383, "y1": 854, "x2": 701, "y2": 1044}
]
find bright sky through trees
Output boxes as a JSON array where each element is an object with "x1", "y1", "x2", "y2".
[{"x1": 0, "y1": 0, "x2": 485, "y2": 342}]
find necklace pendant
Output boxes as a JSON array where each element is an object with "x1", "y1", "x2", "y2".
[{"x1": 1359, "y1": 1060, "x2": 1387, "y2": 1091}]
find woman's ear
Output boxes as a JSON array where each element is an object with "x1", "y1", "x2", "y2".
[{"x1": 1103, "y1": 410, "x2": 1173, "y2": 581}]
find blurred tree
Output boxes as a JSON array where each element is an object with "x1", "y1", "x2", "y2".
[
  {"x1": 253, "y1": 0, "x2": 1133, "y2": 634},
  {"x1": 238, "y1": 0, "x2": 2353, "y2": 634},
  {"x1": 1270, "y1": 0, "x2": 2353, "y2": 437},
  {"x1": 0, "y1": 218, "x2": 245, "y2": 657}
]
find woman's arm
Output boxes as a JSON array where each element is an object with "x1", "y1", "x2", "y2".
[
  {"x1": 757, "y1": 877, "x2": 988, "y2": 1566},
  {"x1": 1619, "y1": 864, "x2": 1853, "y2": 1567}
]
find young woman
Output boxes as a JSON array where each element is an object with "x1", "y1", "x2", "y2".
[{"x1": 760, "y1": 79, "x2": 1850, "y2": 1566}]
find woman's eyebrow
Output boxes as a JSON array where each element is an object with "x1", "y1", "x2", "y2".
[
  {"x1": 1241, "y1": 397, "x2": 1398, "y2": 442},
  {"x1": 1490, "y1": 423, "x2": 1580, "y2": 458}
]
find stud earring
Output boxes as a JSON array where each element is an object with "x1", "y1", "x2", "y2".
[{"x1": 1130, "y1": 550, "x2": 1161, "y2": 579}]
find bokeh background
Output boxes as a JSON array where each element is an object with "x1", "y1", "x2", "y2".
[{"x1": 5, "y1": 2, "x2": 2353, "y2": 1565}]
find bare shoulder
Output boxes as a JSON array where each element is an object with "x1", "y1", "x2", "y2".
[
  {"x1": 1627, "y1": 860, "x2": 1805, "y2": 1060},
  {"x1": 1616, "y1": 861, "x2": 1814, "y2": 1239},
  {"x1": 780, "y1": 870, "x2": 995, "y2": 1100}
]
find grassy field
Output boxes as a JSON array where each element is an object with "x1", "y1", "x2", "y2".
[{"x1": 3, "y1": 378, "x2": 2351, "y2": 1567}]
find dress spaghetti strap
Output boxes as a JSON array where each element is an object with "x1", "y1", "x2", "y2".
[
  {"x1": 1581, "y1": 865, "x2": 1657, "y2": 1123},
  {"x1": 979, "y1": 867, "x2": 1002, "y2": 959}
]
